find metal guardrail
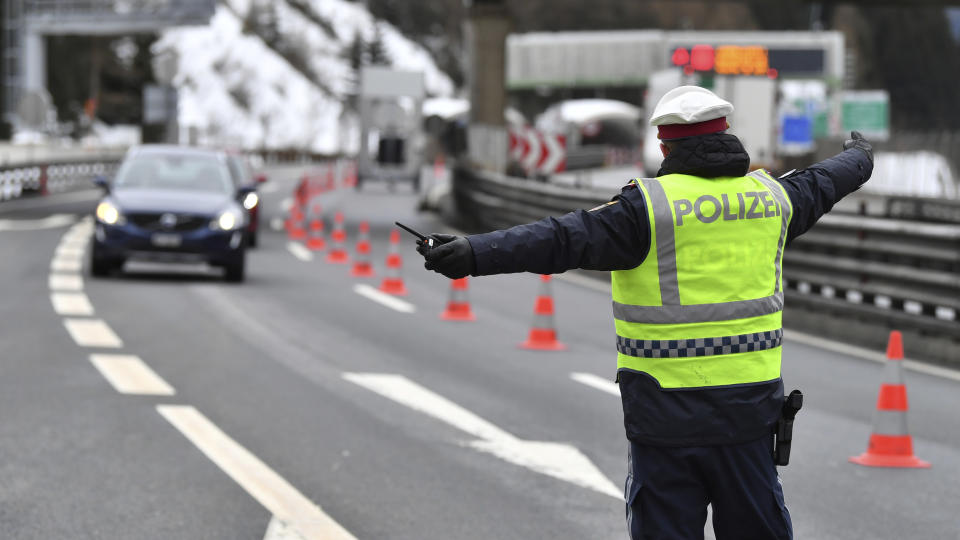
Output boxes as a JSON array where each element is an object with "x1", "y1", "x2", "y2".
[
  {"x1": 452, "y1": 165, "x2": 960, "y2": 365},
  {"x1": 0, "y1": 147, "x2": 337, "y2": 203},
  {"x1": 0, "y1": 156, "x2": 122, "y2": 201}
]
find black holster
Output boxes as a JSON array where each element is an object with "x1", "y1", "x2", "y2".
[{"x1": 773, "y1": 389, "x2": 803, "y2": 466}]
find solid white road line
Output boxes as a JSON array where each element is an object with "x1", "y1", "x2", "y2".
[
  {"x1": 287, "y1": 242, "x2": 313, "y2": 262},
  {"x1": 353, "y1": 284, "x2": 415, "y2": 314},
  {"x1": 63, "y1": 318, "x2": 123, "y2": 348},
  {"x1": 50, "y1": 257, "x2": 83, "y2": 272},
  {"x1": 90, "y1": 354, "x2": 175, "y2": 395},
  {"x1": 0, "y1": 213, "x2": 76, "y2": 231},
  {"x1": 784, "y1": 329, "x2": 960, "y2": 383},
  {"x1": 343, "y1": 373, "x2": 620, "y2": 498},
  {"x1": 570, "y1": 372, "x2": 620, "y2": 397},
  {"x1": 157, "y1": 405, "x2": 357, "y2": 540},
  {"x1": 50, "y1": 292, "x2": 94, "y2": 316},
  {"x1": 49, "y1": 273, "x2": 83, "y2": 291}
]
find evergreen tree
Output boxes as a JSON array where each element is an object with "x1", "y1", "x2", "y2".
[{"x1": 366, "y1": 24, "x2": 391, "y2": 66}]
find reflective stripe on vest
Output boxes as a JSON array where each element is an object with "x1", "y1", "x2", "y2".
[{"x1": 612, "y1": 171, "x2": 793, "y2": 389}]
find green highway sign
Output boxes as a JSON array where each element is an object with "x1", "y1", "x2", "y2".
[{"x1": 841, "y1": 90, "x2": 889, "y2": 140}]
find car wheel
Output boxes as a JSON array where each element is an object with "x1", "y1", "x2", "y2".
[
  {"x1": 90, "y1": 243, "x2": 121, "y2": 277},
  {"x1": 224, "y1": 251, "x2": 246, "y2": 283}
]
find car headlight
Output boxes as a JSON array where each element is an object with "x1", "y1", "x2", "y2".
[
  {"x1": 213, "y1": 210, "x2": 242, "y2": 231},
  {"x1": 95, "y1": 201, "x2": 124, "y2": 225},
  {"x1": 242, "y1": 192, "x2": 259, "y2": 210}
]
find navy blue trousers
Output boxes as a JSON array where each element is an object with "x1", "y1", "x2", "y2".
[{"x1": 625, "y1": 436, "x2": 793, "y2": 540}]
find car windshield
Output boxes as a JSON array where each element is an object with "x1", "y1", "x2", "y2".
[
  {"x1": 114, "y1": 153, "x2": 233, "y2": 194},
  {"x1": 227, "y1": 156, "x2": 253, "y2": 187}
]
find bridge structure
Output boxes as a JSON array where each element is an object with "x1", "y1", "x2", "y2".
[{"x1": 1, "y1": 0, "x2": 215, "y2": 125}]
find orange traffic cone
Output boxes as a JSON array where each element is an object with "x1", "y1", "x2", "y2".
[
  {"x1": 378, "y1": 229, "x2": 408, "y2": 295},
  {"x1": 326, "y1": 211, "x2": 350, "y2": 264},
  {"x1": 288, "y1": 203, "x2": 307, "y2": 240},
  {"x1": 519, "y1": 275, "x2": 566, "y2": 351},
  {"x1": 849, "y1": 331, "x2": 930, "y2": 468},
  {"x1": 326, "y1": 166, "x2": 336, "y2": 191},
  {"x1": 441, "y1": 277, "x2": 475, "y2": 321},
  {"x1": 350, "y1": 222, "x2": 375, "y2": 277},
  {"x1": 345, "y1": 161, "x2": 357, "y2": 187},
  {"x1": 306, "y1": 204, "x2": 326, "y2": 251}
]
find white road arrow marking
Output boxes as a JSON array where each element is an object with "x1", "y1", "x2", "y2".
[
  {"x1": 0, "y1": 213, "x2": 75, "y2": 231},
  {"x1": 343, "y1": 373, "x2": 620, "y2": 499}
]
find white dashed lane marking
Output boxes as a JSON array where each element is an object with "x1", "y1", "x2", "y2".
[
  {"x1": 63, "y1": 318, "x2": 123, "y2": 348},
  {"x1": 157, "y1": 405, "x2": 357, "y2": 540},
  {"x1": 287, "y1": 242, "x2": 314, "y2": 262},
  {"x1": 90, "y1": 354, "x2": 175, "y2": 395},
  {"x1": 353, "y1": 284, "x2": 415, "y2": 313},
  {"x1": 51, "y1": 292, "x2": 94, "y2": 316},
  {"x1": 50, "y1": 257, "x2": 83, "y2": 272},
  {"x1": 49, "y1": 274, "x2": 83, "y2": 291},
  {"x1": 570, "y1": 372, "x2": 620, "y2": 397},
  {"x1": 55, "y1": 244, "x2": 86, "y2": 257}
]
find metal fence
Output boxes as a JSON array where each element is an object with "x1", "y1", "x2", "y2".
[
  {"x1": 452, "y1": 164, "x2": 960, "y2": 366},
  {"x1": 0, "y1": 156, "x2": 121, "y2": 201}
]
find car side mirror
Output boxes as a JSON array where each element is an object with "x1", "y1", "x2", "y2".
[
  {"x1": 93, "y1": 175, "x2": 110, "y2": 193},
  {"x1": 254, "y1": 173, "x2": 268, "y2": 184}
]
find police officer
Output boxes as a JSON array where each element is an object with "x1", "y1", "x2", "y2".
[{"x1": 417, "y1": 85, "x2": 873, "y2": 540}]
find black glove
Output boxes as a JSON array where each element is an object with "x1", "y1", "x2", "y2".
[
  {"x1": 843, "y1": 131, "x2": 873, "y2": 165},
  {"x1": 417, "y1": 233, "x2": 475, "y2": 279}
]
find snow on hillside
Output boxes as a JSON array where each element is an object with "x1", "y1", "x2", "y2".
[{"x1": 154, "y1": 0, "x2": 454, "y2": 153}]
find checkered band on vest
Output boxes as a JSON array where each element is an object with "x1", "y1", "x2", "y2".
[{"x1": 616, "y1": 329, "x2": 783, "y2": 358}]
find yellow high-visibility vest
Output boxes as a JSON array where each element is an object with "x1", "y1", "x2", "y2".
[{"x1": 612, "y1": 170, "x2": 793, "y2": 388}]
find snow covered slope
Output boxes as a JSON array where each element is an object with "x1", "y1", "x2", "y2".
[{"x1": 154, "y1": 0, "x2": 454, "y2": 154}]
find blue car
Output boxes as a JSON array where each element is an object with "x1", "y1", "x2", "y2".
[{"x1": 91, "y1": 145, "x2": 253, "y2": 282}]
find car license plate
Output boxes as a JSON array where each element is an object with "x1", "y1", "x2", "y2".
[{"x1": 151, "y1": 233, "x2": 182, "y2": 248}]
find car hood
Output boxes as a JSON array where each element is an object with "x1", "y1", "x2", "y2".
[{"x1": 111, "y1": 189, "x2": 233, "y2": 215}]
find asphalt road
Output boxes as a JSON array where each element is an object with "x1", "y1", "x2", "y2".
[{"x1": 0, "y1": 164, "x2": 958, "y2": 540}]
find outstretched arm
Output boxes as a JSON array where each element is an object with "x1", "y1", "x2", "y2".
[
  {"x1": 419, "y1": 184, "x2": 651, "y2": 279},
  {"x1": 778, "y1": 131, "x2": 874, "y2": 243}
]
